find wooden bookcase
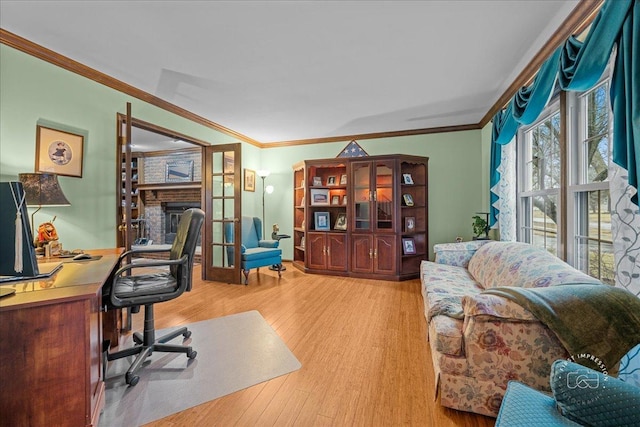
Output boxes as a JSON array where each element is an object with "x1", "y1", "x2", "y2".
[{"x1": 292, "y1": 154, "x2": 428, "y2": 281}]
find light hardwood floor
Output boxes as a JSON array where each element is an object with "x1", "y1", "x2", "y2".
[{"x1": 130, "y1": 263, "x2": 494, "y2": 427}]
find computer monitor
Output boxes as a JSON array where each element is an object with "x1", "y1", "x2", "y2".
[{"x1": 0, "y1": 181, "x2": 39, "y2": 276}]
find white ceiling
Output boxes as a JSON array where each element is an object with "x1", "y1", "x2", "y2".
[{"x1": 0, "y1": 1, "x2": 579, "y2": 144}]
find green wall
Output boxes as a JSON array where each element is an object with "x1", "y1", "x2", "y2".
[{"x1": 1, "y1": 44, "x2": 489, "y2": 260}]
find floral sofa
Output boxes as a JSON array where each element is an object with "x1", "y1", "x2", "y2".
[{"x1": 420, "y1": 240, "x2": 602, "y2": 417}]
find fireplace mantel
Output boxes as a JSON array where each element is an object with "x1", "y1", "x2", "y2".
[{"x1": 137, "y1": 181, "x2": 201, "y2": 198}]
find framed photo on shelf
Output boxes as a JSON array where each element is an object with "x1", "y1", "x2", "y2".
[
  {"x1": 402, "y1": 237, "x2": 416, "y2": 255},
  {"x1": 312, "y1": 176, "x2": 323, "y2": 186},
  {"x1": 314, "y1": 211, "x2": 330, "y2": 230},
  {"x1": 244, "y1": 169, "x2": 256, "y2": 192},
  {"x1": 327, "y1": 176, "x2": 337, "y2": 186},
  {"x1": 342, "y1": 195, "x2": 347, "y2": 205},
  {"x1": 310, "y1": 188, "x2": 330, "y2": 205},
  {"x1": 36, "y1": 124, "x2": 85, "y2": 178},
  {"x1": 404, "y1": 216, "x2": 416, "y2": 232},
  {"x1": 403, "y1": 193, "x2": 414, "y2": 206},
  {"x1": 402, "y1": 173, "x2": 414, "y2": 185},
  {"x1": 334, "y1": 213, "x2": 347, "y2": 230},
  {"x1": 331, "y1": 195, "x2": 340, "y2": 205},
  {"x1": 340, "y1": 174, "x2": 347, "y2": 185}
]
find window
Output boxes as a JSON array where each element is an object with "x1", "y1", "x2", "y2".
[
  {"x1": 516, "y1": 76, "x2": 614, "y2": 283},
  {"x1": 518, "y1": 107, "x2": 561, "y2": 256},
  {"x1": 568, "y1": 80, "x2": 614, "y2": 284}
]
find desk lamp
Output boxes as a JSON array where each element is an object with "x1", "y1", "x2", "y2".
[
  {"x1": 18, "y1": 173, "x2": 71, "y2": 241},
  {"x1": 256, "y1": 170, "x2": 274, "y2": 239}
]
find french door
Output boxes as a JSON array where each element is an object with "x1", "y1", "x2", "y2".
[{"x1": 202, "y1": 143, "x2": 242, "y2": 283}]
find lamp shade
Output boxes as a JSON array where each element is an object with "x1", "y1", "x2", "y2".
[{"x1": 18, "y1": 173, "x2": 70, "y2": 206}]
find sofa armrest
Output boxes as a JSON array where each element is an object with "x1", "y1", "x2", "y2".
[
  {"x1": 433, "y1": 240, "x2": 491, "y2": 267},
  {"x1": 259, "y1": 239, "x2": 279, "y2": 248},
  {"x1": 461, "y1": 293, "x2": 568, "y2": 394}
]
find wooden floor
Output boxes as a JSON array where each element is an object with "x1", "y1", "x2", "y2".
[{"x1": 129, "y1": 263, "x2": 494, "y2": 427}]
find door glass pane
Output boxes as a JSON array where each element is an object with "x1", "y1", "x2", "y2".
[
  {"x1": 353, "y1": 163, "x2": 370, "y2": 230},
  {"x1": 375, "y1": 163, "x2": 393, "y2": 229},
  {"x1": 212, "y1": 175, "x2": 224, "y2": 197},
  {"x1": 212, "y1": 199, "x2": 223, "y2": 221},
  {"x1": 210, "y1": 244, "x2": 225, "y2": 268}
]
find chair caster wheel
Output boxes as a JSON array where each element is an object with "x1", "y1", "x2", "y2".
[
  {"x1": 183, "y1": 330, "x2": 192, "y2": 339},
  {"x1": 187, "y1": 350, "x2": 197, "y2": 359},
  {"x1": 126, "y1": 373, "x2": 140, "y2": 386}
]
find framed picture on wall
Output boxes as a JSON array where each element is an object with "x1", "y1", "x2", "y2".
[
  {"x1": 35, "y1": 124, "x2": 85, "y2": 178},
  {"x1": 166, "y1": 160, "x2": 194, "y2": 182},
  {"x1": 244, "y1": 169, "x2": 256, "y2": 192}
]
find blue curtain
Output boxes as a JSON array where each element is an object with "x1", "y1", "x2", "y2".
[
  {"x1": 611, "y1": 0, "x2": 639, "y2": 205},
  {"x1": 489, "y1": 47, "x2": 562, "y2": 226},
  {"x1": 490, "y1": 0, "x2": 639, "y2": 228}
]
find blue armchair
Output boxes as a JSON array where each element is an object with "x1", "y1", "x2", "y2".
[
  {"x1": 496, "y1": 360, "x2": 640, "y2": 426},
  {"x1": 224, "y1": 217, "x2": 282, "y2": 284}
]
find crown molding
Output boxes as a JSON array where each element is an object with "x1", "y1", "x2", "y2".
[
  {"x1": 1, "y1": 0, "x2": 602, "y2": 148},
  {"x1": 0, "y1": 28, "x2": 261, "y2": 148}
]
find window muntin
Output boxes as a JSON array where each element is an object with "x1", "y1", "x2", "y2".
[
  {"x1": 570, "y1": 80, "x2": 614, "y2": 284},
  {"x1": 518, "y1": 108, "x2": 561, "y2": 254}
]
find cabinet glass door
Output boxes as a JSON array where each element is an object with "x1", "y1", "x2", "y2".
[
  {"x1": 375, "y1": 161, "x2": 394, "y2": 231},
  {"x1": 352, "y1": 162, "x2": 371, "y2": 231}
]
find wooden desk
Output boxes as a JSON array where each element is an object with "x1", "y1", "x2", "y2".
[{"x1": 0, "y1": 249, "x2": 122, "y2": 427}]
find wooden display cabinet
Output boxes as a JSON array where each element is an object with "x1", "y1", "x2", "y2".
[{"x1": 293, "y1": 154, "x2": 428, "y2": 281}]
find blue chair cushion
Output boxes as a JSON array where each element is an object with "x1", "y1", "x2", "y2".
[
  {"x1": 242, "y1": 247, "x2": 282, "y2": 262},
  {"x1": 495, "y1": 381, "x2": 581, "y2": 426},
  {"x1": 550, "y1": 360, "x2": 640, "y2": 427}
]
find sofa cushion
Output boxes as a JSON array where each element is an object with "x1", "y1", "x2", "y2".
[
  {"x1": 421, "y1": 262, "x2": 481, "y2": 321},
  {"x1": 468, "y1": 241, "x2": 601, "y2": 289}
]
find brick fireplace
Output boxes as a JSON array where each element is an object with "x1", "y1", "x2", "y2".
[{"x1": 141, "y1": 188, "x2": 201, "y2": 245}]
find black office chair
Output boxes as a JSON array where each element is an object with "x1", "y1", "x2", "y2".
[{"x1": 105, "y1": 208, "x2": 204, "y2": 386}]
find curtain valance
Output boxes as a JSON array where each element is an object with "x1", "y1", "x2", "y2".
[{"x1": 490, "y1": 0, "x2": 639, "y2": 227}]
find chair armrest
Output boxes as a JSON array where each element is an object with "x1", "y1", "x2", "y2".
[
  {"x1": 112, "y1": 255, "x2": 188, "y2": 280},
  {"x1": 259, "y1": 239, "x2": 279, "y2": 248},
  {"x1": 118, "y1": 246, "x2": 171, "y2": 261}
]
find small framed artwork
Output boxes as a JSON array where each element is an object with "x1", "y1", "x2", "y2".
[
  {"x1": 402, "y1": 173, "x2": 414, "y2": 185},
  {"x1": 166, "y1": 160, "x2": 194, "y2": 182},
  {"x1": 310, "y1": 188, "x2": 330, "y2": 205},
  {"x1": 402, "y1": 237, "x2": 416, "y2": 255},
  {"x1": 340, "y1": 174, "x2": 347, "y2": 185},
  {"x1": 314, "y1": 211, "x2": 330, "y2": 230},
  {"x1": 334, "y1": 213, "x2": 347, "y2": 230},
  {"x1": 35, "y1": 124, "x2": 85, "y2": 177},
  {"x1": 327, "y1": 176, "x2": 337, "y2": 186},
  {"x1": 342, "y1": 195, "x2": 347, "y2": 205},
  {"x1": 403, "y1": 193, "x2": 414, "y2": 206},
  {"x1": 312, "y1": 176, "x2": 323, "y2": 186},
  {"x1": 404, "y1": 216, "x2": 416, "y2": 232},
  {"x1": 331, "y1": 195, "x2": 340, "y2": 205},
  {"x1": 244, "y1": 169, "x2": 256, "y2": 192}
]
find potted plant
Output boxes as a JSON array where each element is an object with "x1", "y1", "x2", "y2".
[{"x1": 472, "y1": 214, "x2": 490, "y2": 240}]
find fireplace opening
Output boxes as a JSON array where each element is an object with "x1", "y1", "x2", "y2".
[{"x1": 163, "y1": 202, "x2": 201, "y2": 245}]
